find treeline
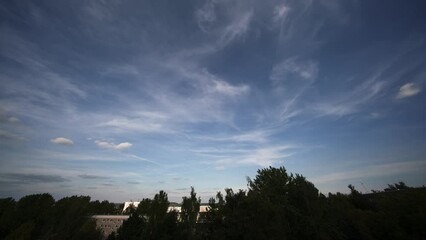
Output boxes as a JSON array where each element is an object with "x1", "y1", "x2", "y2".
[
  {"x1": 112, "y1": 167, "x2": 426, "y2": 240},
  {"x1": 1, "y1": 167, "x2": 425, "y2": 240},
  {"x1": 0, "y1": 194, "x2": 120, "y2": 239}
]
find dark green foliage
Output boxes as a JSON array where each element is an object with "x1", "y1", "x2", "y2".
[
  {"x1": 73, "y1": 219, "x2": 102, "y2": 240},
  {"x1": 1, "y1": 168, "x2": 425, "y2": 240},
  {"x1": 116, "y1": 212, "x2": 146, "y2": 240},
  {"x1": 179, "y1": 187, "x2": 201, "y2": 239},
  {"x1": 0, "y1": 198, "x2": 17, "y2": 238},
  {"x1": 88, "y1": 200, "x2": 120, "y2": 215},
  {"x1": 4, "y1": 221, "x2": 35, "y2": 240},
  {"x1": 202, "y1": 168, "x2": 426, "y2": 240},
  {"x1": 116, "y1": 190, "x2": 180, "y2": 240},
  {"x1": 204, "y1": 167, "x2": 329, "y2": 240},
  {"x1": 0, "y1": 194, "x2": 117, "y2": 239}
]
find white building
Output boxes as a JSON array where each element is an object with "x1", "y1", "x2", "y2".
[
  {"x1": 122, "y1": 201, "x2": 209, "y2": 213},
  {"x1": 94, "y1": 202, "x2": 210, "y2": 238}
]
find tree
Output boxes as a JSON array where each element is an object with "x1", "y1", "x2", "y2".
[
  {"x1": 0, "y1": 198, "x2": 17, "y2": 238},
  {"x1": 117, "y1": 190, "x2": 178, "y2": 240},
  {"x1": 180, "y1": 187, "x2": 201, "y2": 239}
]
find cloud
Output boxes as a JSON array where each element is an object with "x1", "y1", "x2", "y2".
[
  {"x1": 215, "y1": 145, "x2": 294, "y2": 168},
  {"x1": 211, "y1": 79, "x2": 250, "y2": 96},
  {"x1": 313, "y1": 104, "x2": 355, "y2": 117},
  {"x1": 0, "y1": 110, "x2": 20, "y2": 124},
  {"x1": 0, "y1": 173, "x2": 69, "y2": 184},
  {"x1": 0, "y1": 129, "x2": 25, "y2": 141},
  {"x1": 172, "y1": 66, "x2": 250, "y2": 98},
  {"x1": 95, "y1": 140, "x2": 133, "y2": 150},
  {"x1": 127, "y1": 181, "x2": 140, "y2": 184},
  {"x1": 270, "y1": 58, "x2": 318, "y2": 83},
  {"x1": 218, "y1": 11, "x2": 252, "y2": 47},
  {"x1": 50, "y1": 137, "x2": 74, "y2": 145},
  {"x1": 78, "y1": 174, "x2": 109, "y2": 180},
  {"x1": 38, "y1": 150, "x2": 126, "y2": 162},
  {"x1": 196, "y1": 0, "x2": 217, "y2": 32},
  {"x1": 396, "y1": 83, "x2": 421, "y2": 99},
  {"x1": 313, "y1": 161, "x2": 426, "y2": 184},
  {"x1": 273, "y1": 4, "x2": 290, "y2": 22},
  {"x1": 312, "y1": 74, "x2": 387, "y2": 117},
  {"x1": 196, "y1": 130, "x2": 272, "y2": 143},
  {"x1": 99, "y1": 117, "x2": 167, "y2": 133},
  {"x1": 237, "y1": 146, "x2": 293, "y2": 167}
]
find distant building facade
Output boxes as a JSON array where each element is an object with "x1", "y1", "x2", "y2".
[
  {"x1": 92, "y1": 215, "x2": 129, "y2": 239},
  {"x1": 94, "y1": 202, "x2": 210, "y2": 238}
]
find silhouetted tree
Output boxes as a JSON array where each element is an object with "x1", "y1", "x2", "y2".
[{"x1": 180, "y1": 187, "x2": 201, "y2": 239}]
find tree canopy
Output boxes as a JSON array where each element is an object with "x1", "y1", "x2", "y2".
[{"x1": 1, "y1": 166, "x2": 425, "y2": 240}]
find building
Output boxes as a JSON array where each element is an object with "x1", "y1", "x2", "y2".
[
  {"x1": 94, "y1": 202, "x2": 210, "y2": 238},
  {"x1": 122, "y1": 201, "x2": 209, "y2": 213},
  {"x1": 92, "y1": 215, "x2": 129, "y2": 239}
]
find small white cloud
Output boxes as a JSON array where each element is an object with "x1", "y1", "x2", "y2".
[
  {"x1": 50, "y1": 137, "x2": 74, "y2": 145},
  {"x1": 116, "y1": 142, "x2": 133, "y2": 150},
  {"x1": 95, "y1": 140, "x2": 133, "y2": 150},
  {"x1": 396, "y1": 83, "x2": 421, "y2": 99}
]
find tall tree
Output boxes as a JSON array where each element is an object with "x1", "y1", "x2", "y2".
[{"x1": 180, "y1": 187, "x2": 201, "y2": 239}]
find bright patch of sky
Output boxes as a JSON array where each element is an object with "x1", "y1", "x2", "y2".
[{"x1": 1, "y1": 0, "x2": 426, "y2": 202}]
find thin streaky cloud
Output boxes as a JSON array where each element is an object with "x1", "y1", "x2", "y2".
[
  {"x1": 214, "y1": 145, "x2": 295, "y2": 169},
  {"x1": 313, "y1": 161, "x2": 426, "y2": 184},
  {"x1": 218, "y1": 11, "x2": 253, "y2": 48},
  {"x1": 0, "y1": 173, "x2": 69, "y2": 183},
  {"x1": 78, "y1": 174, "x2": 109, "y2": 180},
  {"x1": 196, "y1": 0, "x2": 217, "y2": 33},
  {"x1": 0, "y1": 129, "x2": 25, "y2": 141}
]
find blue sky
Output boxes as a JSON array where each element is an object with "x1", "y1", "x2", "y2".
[{"x1": 0, "y1": 0, "x2": 425, "y2": 202}]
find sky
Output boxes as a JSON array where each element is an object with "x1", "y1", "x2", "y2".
[{"x1": 0, "y1": 0, "x2": 426, "y2": 203}]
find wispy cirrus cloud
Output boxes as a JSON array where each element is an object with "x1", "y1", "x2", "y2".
[
  {"x1": 196, "y1": 0, "x2": 217, "y2": 33},
  {"x1": 218, "y1": 11, "x2": 252, "y2": 48},
  {"x1": 313, "y1": 161, "x2": 426, "y2": 184},
  {"x1": 37, "y1": 150, "x2": 126, "y2": 162},
  {"x1": 312, "y1": 72, "x2": 387, "y2": 118},
  {"x1": 78, "y1": 174, "x2": 109, "y2": 180},
  {"x1": 213, "y1": 145, "x2": 295, "y2": 169},
  {"x1": 270, "y1": 58, "x2": 318, "y2": 83},
  {"x1": 98, "y1": 117, "x2": 168, "y2": 133},
  {"x1": 273, "y1": 4, "x2": 290, "y2": 23},
  {"x1": 0, "y1": 129, "x2": 25, "y2": 141},
  {"x1": 195, "y1": 129, "x2": 272, "y2": 143},
  {"x1": 0, "y1": 173, "x2": 69, "y2": 184}
]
